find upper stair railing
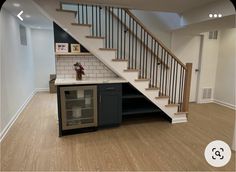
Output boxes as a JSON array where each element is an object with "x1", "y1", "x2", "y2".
[{"x1": 60, "y1": 2, "x2": 192, "y2": 113}]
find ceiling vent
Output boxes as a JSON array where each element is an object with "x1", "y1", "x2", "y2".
[
  {"x1": 202, "y1": 88, "x2": 212, "y2": 100},
  {"x1": 208, "y1": 31, "x2": 218, "y2": 40}
]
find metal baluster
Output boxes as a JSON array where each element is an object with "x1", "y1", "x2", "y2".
[
  {"x1": 159, "y1": 48, "x2": 164, "y2": 95},
  {"x1": 172, "y1": 60, "x2": 176, "y2": 103},
  {"x1": 135, "y1": 22, "x2": 138, "y2": 69},
  {"x1": 162, "y1": 50, "x2": 167, "y2": 96},
  {"x1": 108, "y1": 7, "x2": 110, "y2": 48},
  {"x1": 81, "y1": 4, "x2": 84, "y2": 24},
  {"x1": 85, "y1": 5, "x2": 88, "y2": 24},
  {"x1": 178, "y1": 66, "x2": 183, "y2": 110},
  {"x1": 150, "y1": 37, "x2": 153, "y2": 86},
  {"x1": 112, "y1": 7, "x2": 114, "y2": 47},
  {"x1": 152, "y1": 41, "x2": 157, "y2": 87},
  {"x1": 155, "y1": 44, "x2": 159, "y2": 88},
  {"x1": 120, "y1": 9, "x2": 123, "y2": 59},
  {"x1": 91, "y1": 5, "x2": 94, "y2": 36},
  {"x1": 132, "y1": 18, "x2": 135, "y2": 69},
  {"x1": 77, "y1": 4, "x2": 80, "y2": 24},
  {"x1": 139, "y1": 28, "x2": 143, "y2": 78},
  {"x1": 117, "y1": 8, "x2": 120, "y2": 59},
  {"x1": 99, "y1": 6, "x2": 101, "y2": 37},
  {"x1": 145, "y1": 34, "x2": 148, "y2": 79},
  {"x1": 104, "y1": 6, "x2": 107, "y2": 47},
  {"x1": 142, "y1": 32, "x2": 146, "y2": 78},
  {"x1": 181, "y1": 69, "x2": 185, "y2": 110},
  {"x1": 174, "y1": 61, "x2": 178, "y2": 103},
  {"x1": 128, "y1": 14, "x2": 133, "y2": 68},
  {"x1": 123, "y1": 12, "x2": 126, "y2": 62},
  {"x1": 96, "y1": 6, "x2": 98, "y2": 37},
  {"x1": 169, "y1": 57, "x2": 173, "y2": 103}
]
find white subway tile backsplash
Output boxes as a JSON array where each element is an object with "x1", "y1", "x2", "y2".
[{"x1": 56, "y1": 55, "x2": 118, "y2": 79}]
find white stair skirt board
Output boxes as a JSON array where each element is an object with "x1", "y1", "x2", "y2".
[
  {"x1": 172, "y1": 116, "x2": 188, "y2": 124},
  {"x1": 33, "y1": 0, "x2": 187, "y2": 123}
]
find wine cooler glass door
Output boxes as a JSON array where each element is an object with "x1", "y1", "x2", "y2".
[{"x1": 60, "y1": 86, "x2": 97, "y2": 130}]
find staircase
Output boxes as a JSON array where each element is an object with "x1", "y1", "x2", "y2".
[{"x1": 33, "y1": 0, "x2": 192, "y2": 123}]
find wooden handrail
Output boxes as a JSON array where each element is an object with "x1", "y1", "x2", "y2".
[
  {"x1": 124, "y1": 9, "x2": 187, "y2": 69},
  {"x1": 182, "y1": 63, "x2": 192, "y2": 113}
]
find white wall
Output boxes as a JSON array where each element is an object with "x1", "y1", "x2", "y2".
[
  {"x1": 197, "y1": 32, "x2": 220, "y2": 103},
  {"x1": 0, "y1": 9, "x2": 35, "y2": 134},
  {"x1": 214, "y1": 28, "x2": 236, "y2": 108},
  {"x1": 31, "y1": 28, "x2": 55, "y2": 90},
  {"x1": 131, "y1": 10, "x2": 172, "y2": 48}
]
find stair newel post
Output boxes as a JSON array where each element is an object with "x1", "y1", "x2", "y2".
[{"x1": 182, "y1": 63, "x2": 192, "y2": 114}]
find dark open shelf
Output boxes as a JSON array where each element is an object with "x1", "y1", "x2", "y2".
[
  {"x1": 123, "y1": 107, "x2": 161, "y2": 115},
  {"x1": 122, "y1": 94, "x2": 145, "y2": 99},
  {"x1": 122, "y1": 83, "x2": 162, "y2": 117}
]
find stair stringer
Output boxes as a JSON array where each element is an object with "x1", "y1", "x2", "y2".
[{"x1": 33, "y1": 0, "x2": 187, "y2": 123}]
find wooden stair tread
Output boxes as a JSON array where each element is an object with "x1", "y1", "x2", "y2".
[
  {"x1": 155, "y1": 96, "x2": 169, "y2": 99},
  {"x1": 146, "y1": 87, "x2": 159, "y2": 90},
  {"x1": 56, "y1": 9, "x2": 76, "y2": 13},
  {"x1": 165, "y1": 104, "x2": 179, "y2": 107},
  {"x1": 135, "y1": 78, "x2": 150, "y2": 81},
  {"x1": 71, "y1": 23, "x2": 92, "y2": 27},
  {"x1": 175, "y1": 112, "x2": 188, "y2": 115},
  {"x1": 99, "y1": 48, "x2": 117, "y2": 51},
  {"x1": 86, "y1": 36, "x2": 105, "y2": 39},
  {"x1": 112, "y1": 59, "x2": 128, "y2": 62},
  {"x1": 124, "y1": 69, "x2": 139, "y2": 72}
]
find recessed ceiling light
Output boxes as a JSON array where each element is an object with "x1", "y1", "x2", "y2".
[
  {"x1": 214, "y1": 14, "x2": 217, "y2": 18},
  {"x1": 209, "y1": 14, "x2": 213, "y2": 18},
  {"x1": 13, "y1": 3, "x2": 20, "y2": 7},
  {"x1": 218, "y1": 14, "x2": 222, "y2": 18},
  {"x1": 25, "y1": 14, "x2": 31, "y2": 18}
]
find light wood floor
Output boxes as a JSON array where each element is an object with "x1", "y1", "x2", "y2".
[{"x1": 1, "y1": 92, "x2": 235, "y2": 171}]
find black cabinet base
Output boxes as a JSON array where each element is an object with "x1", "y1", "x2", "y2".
[
  {"x1": 60, "y1": 127, "x2": 98, "y2": 137},
  {"x1": 98, "y1": 123, "x2": 120, "y2": 129}
]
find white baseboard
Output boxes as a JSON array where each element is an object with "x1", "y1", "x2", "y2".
[
  {"x1": 0, "y1": 89, "x2": 37, "y2": 142},
  {"x1": 213, "y1": 99, "x2": 236, "y2": 110},
  {"x1": 36, "y1": 87, "x2": 49, "y2": 92},
  {"x1": 0, "y1": 87, "x2": 53, "y2": 142},
  {"x1": 197, "y1": 99, "x2": 214, "y2": 104}
]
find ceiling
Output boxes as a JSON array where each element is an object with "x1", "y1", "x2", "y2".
[
  {"x1": 173, "y1": 14, "x2": 235, "y2": 35},
  {"x1": 61, "y1": 0, "x2": 221, "y2": 13},
  {"x1": 2, "y1": 0, "x2": 52, "y2": 29}
]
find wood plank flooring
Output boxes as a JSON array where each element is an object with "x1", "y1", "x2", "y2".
[{"x1": 1, "y1": 92, "x2": 235, "y2": 171}]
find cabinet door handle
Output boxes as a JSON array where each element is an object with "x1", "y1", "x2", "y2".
[
  {"x1": 100, "y1": 95, "x2": 101, "y2": 103},
  {"x1": 106, "y1": 87, "x2": 116, "y2": 91}
]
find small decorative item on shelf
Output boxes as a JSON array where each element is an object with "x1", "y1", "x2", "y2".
[
  {"x1": 55, "y1": 43, "x2": 68, "y2": 53},
  {"x1": 71, "y1": 44, "x2": 80, "y2": 53},
  {"x1": 74, "y1": 62, "x2": 85, "y2": 80}
]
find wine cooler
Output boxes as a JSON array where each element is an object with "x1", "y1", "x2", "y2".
[{"x1": 60, "y1": 85, "x2": 98, "y2": 130}]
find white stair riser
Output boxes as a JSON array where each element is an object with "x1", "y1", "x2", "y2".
[
  {"x1": 165, "y1": 106, "x2": 179, "y2": 114},
  {"x1": 130, "y1": 81, "x2": 149, "y2": 92},
  {"x1": 122, "y1": 72, "x2": 139, "y2": 81},
  {"x1": 144, "y1": 90, "x2": 159, "y2": 98},
  {"x1": 172, "y1": 117, "x2": 187, "y2": 123}
]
